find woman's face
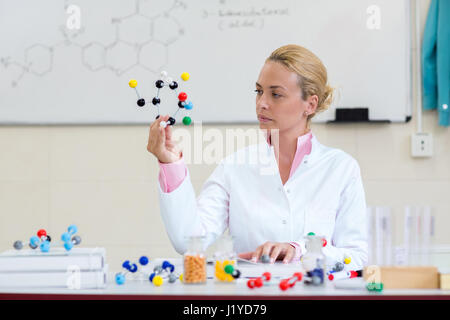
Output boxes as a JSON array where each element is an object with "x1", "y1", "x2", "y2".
[{"x1": 255, "y1": 61, "x2": 317, "y2": 132}]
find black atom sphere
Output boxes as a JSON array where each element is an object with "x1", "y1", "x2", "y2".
[
  {"x1": 137, "y1": 98, "x2": 145, "y2": 107},
  {"x1": 155, "y1": 80, "x2": 164, "y2": 88}
]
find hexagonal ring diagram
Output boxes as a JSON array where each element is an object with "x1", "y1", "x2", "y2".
[
  {"x1": 82, "y1": 42, "x2": 106, "y2": 71},
  {"x1": 25, "y1": 44, "x2": 53, "y2": 76},
  {"x1": 139, "y1": 40, "x2": 168, "y2": 72}
]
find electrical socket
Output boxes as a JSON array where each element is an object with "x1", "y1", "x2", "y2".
[{"x1": 411, "y1": 133, "x2": 433, "y2": 157}]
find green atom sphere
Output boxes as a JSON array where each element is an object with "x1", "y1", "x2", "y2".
[{"x1": 182, "y1": 116, "x2": 192, "y2": 125}]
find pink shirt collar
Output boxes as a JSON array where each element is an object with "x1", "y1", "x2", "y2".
[{"x1": 263, "y1": 129, "x2": 313, "y2": 179}]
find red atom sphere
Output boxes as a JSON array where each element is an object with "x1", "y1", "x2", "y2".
[
  {"x1": 294, "y1": 272, "x2": 303, "y2": 281},
  {"x1": 262, "y1": 272, "x2": 271, "y2": 281},
  {"x1": 322, "y1": 238, "x2": 327, "y2": 247},
  {"x1": 37, "y1": 229, "x2": 47, "y2": 238},
  {"x1": 254, "y1": 277, "x2": 263, "y2": 287},
  {"x1": 247, "y1": 279, "x2": 255, "y2": 289},
  {"x1": 279, "y1": 279, "x2": 289, "y2": 291},
  {"x1": 178, "y1": 92, "x2": 187, "y2": 102}
]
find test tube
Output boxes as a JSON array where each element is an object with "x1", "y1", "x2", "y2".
[
  {"x1": 383, "y1": 207, "x2": 392, "y2": 266},
  {"x1": 420, "y1": 205, "x2": 434, "y2": 266},
  {"x1": 403, "y1": 206, "x2": 411, "y2": 265},
  {"x1": 404, "y1": 205, "x2": 423, "y2": 266},
  {"x1": 366, "y1": 206, "x2": 375, "y2": 265},
  {"x1": 374, "y1": 206, "x2": 392, "y2": 266}
]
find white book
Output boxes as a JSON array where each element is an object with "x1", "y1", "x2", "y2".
[
  {"x1": 0, "y1": 265, "x2": 108, "y2": 289},
  {"x1": 0, "y1": 247, "x2": 106, "y2": 272}
]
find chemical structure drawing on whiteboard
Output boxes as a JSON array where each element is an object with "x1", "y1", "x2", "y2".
[{"x1": 0, "y1": 0, "x2": 187, "y2": 87}]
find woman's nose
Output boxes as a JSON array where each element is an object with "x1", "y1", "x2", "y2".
[{"x1": 256, "y1": 96, "x2": 269, "y2": 110}]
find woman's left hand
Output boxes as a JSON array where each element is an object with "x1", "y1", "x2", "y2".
[{"x1": 238, "y1": 242, "x2": 295, "y2": 264}]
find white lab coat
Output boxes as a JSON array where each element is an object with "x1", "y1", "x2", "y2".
[{"x1": 158, "y1": 133, "x2": 368, "y2": 270}]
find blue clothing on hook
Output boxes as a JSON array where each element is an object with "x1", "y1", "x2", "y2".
[{"x1": 422, "y1": 0, "x2": 450, "y2": 127}]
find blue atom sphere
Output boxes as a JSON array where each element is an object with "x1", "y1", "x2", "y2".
[
  {"x1": 184, "y1": 101, "x2": 193, "y2": 110},
  {"x1": 115, "y1": 273, "x2": 125, "y2": 285}
]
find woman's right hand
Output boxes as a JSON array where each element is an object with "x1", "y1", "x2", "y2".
[{"x1": 147, "y1": 115, "x2": 182, "y2": 163}]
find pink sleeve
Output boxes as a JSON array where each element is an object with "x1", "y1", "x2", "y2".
[
  {"x1": 158, "y1": 156, "x2": 188, "y2": 193},
  {"x1": 289, "y1": 241, "x2": 303, "y2": 262}
]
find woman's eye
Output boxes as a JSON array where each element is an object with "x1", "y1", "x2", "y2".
[
  {"x1": 254, "y1": 89, "x2": 262, "y2": 95},
  {"x1": 272, "y1": 92, "x2": 281, "y2": 98}
]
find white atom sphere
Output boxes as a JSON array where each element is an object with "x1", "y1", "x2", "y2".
[{"x1": 160, "y1": 121, "x2": 167, "y2": 128}]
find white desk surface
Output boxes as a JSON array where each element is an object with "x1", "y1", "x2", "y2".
[
  {"x1": 0, "y1": 258, "x2": 449, "y2": 299},
  {"x1": 1, "y1": 279, "x2": 449, "y2": 298}
]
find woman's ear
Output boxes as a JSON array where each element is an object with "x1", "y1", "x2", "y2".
[{"x1": 307, "y1": 95, "x2": 319, "y2": 115}]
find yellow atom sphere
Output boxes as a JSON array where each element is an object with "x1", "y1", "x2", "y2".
[
  {"x1": 153, "y1": 275, "x2": 164, "y2": 286},
  {"x1": 128, "y1": 79, "x2": 138, "y2": 88},
  {"x1": 225, "y1": 274, "x2": 234, "y2": 282},
  {"x1": 344, "y1": 256, "x2": 352, "y2": 264},
  {"x1": 180, "y1": 72, "x2": 190, "y2": 81},
  {"x1": 179, "y1": 274, "x2": 183, "y2": 282},
  {"x1": 215, "y1": 271, "x2": 226, "y2": 281}
]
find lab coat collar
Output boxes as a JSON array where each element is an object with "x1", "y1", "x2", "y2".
[{"x1": 259, "y1": 129, "x2": 321, "y2": 164}]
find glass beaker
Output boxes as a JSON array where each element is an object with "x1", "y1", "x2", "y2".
[
  {"x1": 301, "y1": 235, "x2": 325, "y2": 285},
  {"x1": 183, "y1": 236, "x2": 207, "y2": 284},
  {"x1": 213, "y1": 234, "x2": 238, "y2": 282}
]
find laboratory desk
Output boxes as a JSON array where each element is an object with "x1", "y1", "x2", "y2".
[
  {"x1": 1, "y1": 277, "x2": 450, "y2": 300},
  {"x1": 0, "y1": 258, "x2": 449, "y2": 300}
]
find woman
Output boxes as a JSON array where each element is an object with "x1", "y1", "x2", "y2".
[{"x1": 147, "y1": 44, "x2": 368, "y2": 269}]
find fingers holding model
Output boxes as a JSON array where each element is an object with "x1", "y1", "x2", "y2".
[{"x1": 147, "y1": 114, "x2": 182, "y2": 163}]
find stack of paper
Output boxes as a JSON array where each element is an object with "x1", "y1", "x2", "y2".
[{"x1": 0, "y1": 247, "x2": 107, "y2": 289}]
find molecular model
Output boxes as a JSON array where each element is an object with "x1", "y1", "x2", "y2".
[
  {"x1": 129, "y1": 71, "x2": 193, "y2": 128},
  {"x1": 115, "y1": 257, "x2": 181, "y2": 287},
  {"x1": 215, "y1": 260, "x2": 241, "y2": 282},
  {"x1": 247, "y1": 272, "x2": 273, "y2": 289},
  {"x1": 60, "y1": 225, "x2": 82, "y2": 251},
  {"x1": 279, "y1": 272, "x2": 304, "y2": 291},
  {"x1": 13, "y1": 225, "x2": 81, "y2": 253}
]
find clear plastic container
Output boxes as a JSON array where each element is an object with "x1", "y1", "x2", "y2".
[
  {"x1": 183, "y1": 236, "x2": 207, "y2": 284},
  {"x1": 301, "y1": 235, "x2": 325, "y2": 285},
  {"x1": 213, "y1": 234, "x2": 238, "y2": 282}
]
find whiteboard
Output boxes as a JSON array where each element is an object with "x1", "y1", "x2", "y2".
[{"x1": 0, "y1": 0, "x2": 412, "y2": 125}]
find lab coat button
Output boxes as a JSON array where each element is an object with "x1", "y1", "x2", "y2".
[
  {"x1": 281, "y1": 219, "x2": 287, "y2": 224},
  {"x1": 286, "y1": 189, "x2": 290, "y2": 193}
]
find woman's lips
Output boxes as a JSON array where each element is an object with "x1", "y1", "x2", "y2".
[{"x1": 258, "y1": 116, "x2": 272, "y2": 122}]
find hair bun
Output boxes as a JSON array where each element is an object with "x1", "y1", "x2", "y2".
[{"x1": 318, "y1": 85, "x2": 334, "y2": 113}]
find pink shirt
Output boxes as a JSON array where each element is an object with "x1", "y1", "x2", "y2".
[
  {"x1": 158, "y1": 155, "x2": 187, "y2": 193},
  {"x1": 158, "y1": 130, "x2": 313, "y2": 260}
]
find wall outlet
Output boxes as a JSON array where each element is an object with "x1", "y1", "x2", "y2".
[{"x1": 411, "y1": 133, "x2": 433, "y2": 157}]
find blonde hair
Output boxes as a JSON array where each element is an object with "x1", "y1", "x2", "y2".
[{"x1": 266, "y1": 44, "x2": 334, "y2": 124}]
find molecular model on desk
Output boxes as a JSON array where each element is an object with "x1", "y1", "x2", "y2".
[
  {"x1": 13, "y1": 225, "x2": 81, "y2": 253},
  {"x1": 115, "y1": 257, "x2": 182, "y2": 287},
  {"x1": 246, "y1": 232, "x2": 365, "y2": 291},
  {"x1": 129, "y1": 71, "x2": 194, "y2": 128}
]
